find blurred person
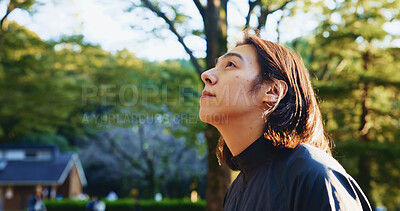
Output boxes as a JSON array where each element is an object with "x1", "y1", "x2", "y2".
[
  {"x1": 86, "y1": 196, "x2": 106, "y2": 211},
  {"x1": 27, "y1": 185, "x2": 47, "y2": 211},
  {"x1": 199, "y1": 31, "x2": 372, "y2": 210},
  {"x1": 86, "y1": 196, "x2": 96, "y2": 211},
  {"x1": 134, "y1": 199, "x2": 142, "y2": 211}
]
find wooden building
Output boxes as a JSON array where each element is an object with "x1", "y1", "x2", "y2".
[{"x1": 0, "y1": 145, "x2": 87, "y2": 211}]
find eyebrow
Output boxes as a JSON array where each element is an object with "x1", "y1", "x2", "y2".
[{"x1": 215, "y1": 52, "x2": 245, "y2": 65}]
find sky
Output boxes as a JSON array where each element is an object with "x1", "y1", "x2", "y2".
[
  {"x1": 0, "y1": 0, "x2": 319, "y2": 60},
  {"x1": 3, "y1": 0, "x2": 399, "y2": 61}
]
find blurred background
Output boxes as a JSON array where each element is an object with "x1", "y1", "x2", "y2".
[{"x1": 0, "y1": 0, "x2": 399, "y2": 210}]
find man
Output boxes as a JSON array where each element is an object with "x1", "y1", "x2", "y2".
[
  {"x1": 86, "y1": 196, "x2": 106, "y2": 211},
  {"x1": 199, "y1": 32, "x2": 371, "y2": 210},
  {"x1": 27, "y1": 186, "x2": 46, "y2": 211}
]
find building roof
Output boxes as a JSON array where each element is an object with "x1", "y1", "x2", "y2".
[{"x1": 0, "y1": 145, "x2": 87, "y2": 186}]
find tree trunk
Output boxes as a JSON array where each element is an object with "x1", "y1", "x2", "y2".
[
  {"x1": 358, "y1": 50, "x2": 373, "y2": 206},
  {"x1": 205, "y1": 125, "x2": 231, "y2": 211},
  {"x1": 204, "y1": 0, "x2": 228, "y2": 69},
  {"x1": 203, "y1": 1, "x2": 231, "y2": 210},
  {"x1": 138, "y1": 0, "x2": 231, "y2": 208},
  {"x1": 358, "y1": 82, "x2": 373, "y2": 207}
]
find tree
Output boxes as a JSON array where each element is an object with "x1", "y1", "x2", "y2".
[
  {"x1": 0, "y1": 21, "x2": 208, "y2": 199},
  {"x1": 0, "y1": 0, "x2": 35, "y2": 51},
  {"x1": 0, "y1": 22, "x2": 89, "y2": 143},
  {"x1": 79, "y1": 120, "x2": 207, "y2": 198},
  {"x1": 128, "y1": 1, "x2": 296, "y2": 209}
]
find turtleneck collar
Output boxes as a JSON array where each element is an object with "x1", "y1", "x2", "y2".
[{"x1": 230, "y1": 135, "x2": 286, "y2": 173}]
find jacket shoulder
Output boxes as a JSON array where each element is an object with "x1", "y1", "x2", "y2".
[
  {"x1": 286, "y1": 143, "x2": 346, "y2": 176},
  {"x1": 285, "y1": 143, "x2": 372, "y2": 211}
]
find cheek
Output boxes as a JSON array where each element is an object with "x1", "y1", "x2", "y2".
[{"x1": 225, "y1": 82, "x2": 255, "y2": 106}]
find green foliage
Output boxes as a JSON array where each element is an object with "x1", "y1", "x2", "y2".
[
  {"x1": 335, "y1": 141, "x2": 400, "y2": 208},
  {"x1": 45, "y1": 199, "x2": 87, "y2": 211},
  {"x1": 45, "y1": 199, "x2": 206, "y2": 211},
  {"x1": 0, "y1": 22, "x2": 207, "y2": 199},
  {"x1": 0, "y1": 22, "x2": 87, "y2": 143},
  {"x1": 16, "y1": 134, "x2": 71, "y2": 151},
  {"x1": 0, "y1": 22, "x2": 205, "y2": 147}
]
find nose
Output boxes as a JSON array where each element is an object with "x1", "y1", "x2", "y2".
[{"x1": 201, "y1": 68, "x2": 217, "y2": 85}]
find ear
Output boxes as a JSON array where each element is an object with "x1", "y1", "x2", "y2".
[{"x1": 262, "y1": 80, "x2": 288, "y2": 104}]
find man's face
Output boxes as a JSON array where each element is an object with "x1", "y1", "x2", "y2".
[
  {"x1": 35, "y1": 186, "x2": 43, "y2": 196},
  {"x1": 199, "y1": 44, "x2": 266, "y2": 124}
]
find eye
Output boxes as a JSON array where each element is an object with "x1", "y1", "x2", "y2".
[{"x1": 226, "y1": 61, "x2": 236, "y2": 68}]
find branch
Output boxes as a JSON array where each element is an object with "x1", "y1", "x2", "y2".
[
  {"x1": 105, "y1": 133, "x2": 148, "y2": 173},
  {"x1": 193, "y1": 0, "x2": 205, "y2": 19},
  {"x1": 257, "y1": 8, "x2": 269, "y2": 30},
  {"x1": 276, "y1": 14, "x2": 283, "y2": 43},
  {"x1": 245, "y1": 0, "x2": 261, "y2": 28},
  {"x1": 0, "y1": 2, "x2": 16, "y2": 33},
  {"x1": 257, "y1": 0, "x2": 294, "y2": 30},
  {"x1": 140, "y1": 0, "x2": 204, "y2": 75}
]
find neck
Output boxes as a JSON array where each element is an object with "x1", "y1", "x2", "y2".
[{"x1": 214, "y1": 112, "x2": 265, "y2": 156}]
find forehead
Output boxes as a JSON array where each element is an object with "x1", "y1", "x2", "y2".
[{"x1": 227, "y1": 44, "x2": 258, "y2": 64}]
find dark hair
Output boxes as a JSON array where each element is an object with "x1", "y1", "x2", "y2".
[{"x1": 216, "y1": 33, "x2": 332, "y2": 170}]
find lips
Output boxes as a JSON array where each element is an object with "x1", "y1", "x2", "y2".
[{"x1": 201, "y1": 90, "x2": 216, "y2": 98}]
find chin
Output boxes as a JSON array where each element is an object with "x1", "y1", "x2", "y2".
[{"x1": 198, "y1": 111, "x2": 210, "y2": 124}]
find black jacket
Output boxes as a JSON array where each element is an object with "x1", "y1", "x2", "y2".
[{"x1": 223, "y1": 136, "x2": 372, "y2": 211}]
